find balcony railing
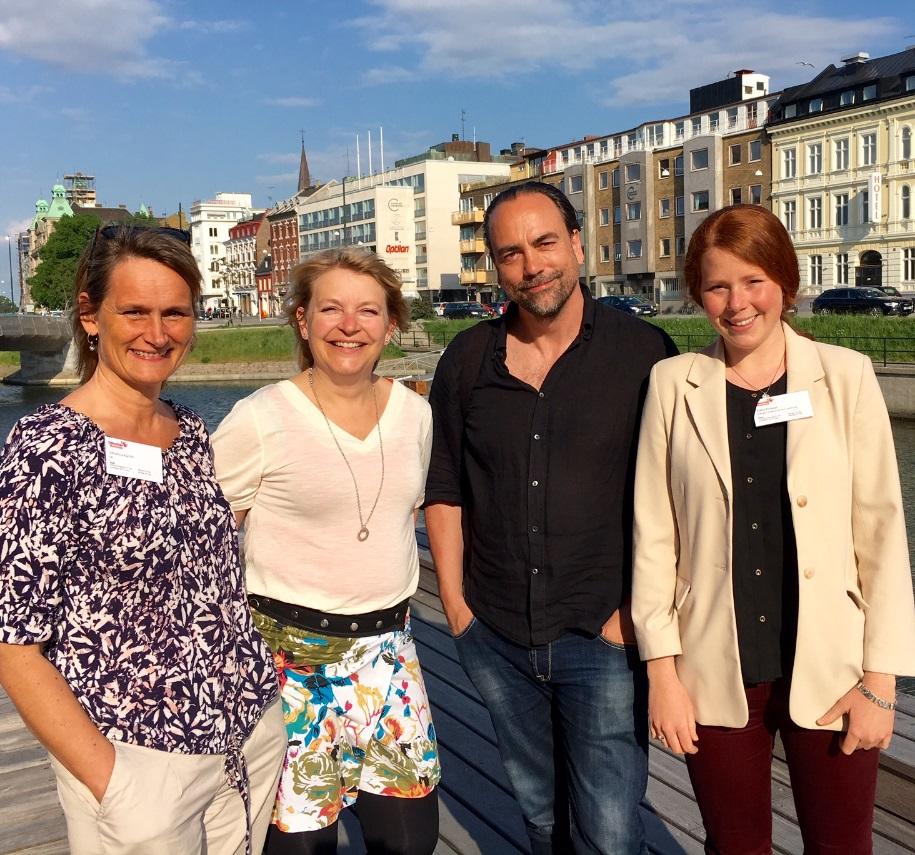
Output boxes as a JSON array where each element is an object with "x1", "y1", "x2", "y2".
[
  {"x1": 452, "y1": 209, "x2": 485, "y2": 225},
  {"x1": 460, "y1": 238, "x2": 487, "y2": 254},
  {"x1": 459, "y1": 269, "x2": 492, "y2": 285}
]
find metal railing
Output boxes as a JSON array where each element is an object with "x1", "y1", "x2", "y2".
[
  {"x1": 393, "y1": 328, "x2": 466, "y2": 350},
  {"x1": 378, "y1": 350, "x2": 444, "y2": 378}
]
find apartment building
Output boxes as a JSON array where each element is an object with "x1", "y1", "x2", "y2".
[
  {"x1": 224, "y1": 215, "x2": 266, "y2": 316},
  {"x1": 768, "y1": 48, "x2": 915, "y2": 293}
]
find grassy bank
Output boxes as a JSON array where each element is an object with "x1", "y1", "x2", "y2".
[{"x1": 188, "y1": 326, "x2": 403, "y2": 364}]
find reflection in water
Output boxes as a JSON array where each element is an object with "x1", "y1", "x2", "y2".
[{"x1": 0, "y1": 382, "x2": 912, "y2": 692}]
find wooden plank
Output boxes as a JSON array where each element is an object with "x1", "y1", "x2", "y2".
[{"x1": 437, "y1": 789, "x2": 528, "y2": 855}]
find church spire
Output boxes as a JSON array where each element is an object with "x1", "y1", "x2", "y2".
[{"x1": 297, "y1": 132, "x2": 312, "y2": 193}]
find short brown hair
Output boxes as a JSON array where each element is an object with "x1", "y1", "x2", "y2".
[
  {"x1": 285, "y1": 248, "x2": 410, "y2": 370},
  {"x1": 72, "y1": 225, "x2": 201, "y2": 382},
  {"x1": 684, "y1": 205, "x2": 800, "y2": 311}
]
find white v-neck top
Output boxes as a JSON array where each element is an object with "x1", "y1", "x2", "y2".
[{"x1": 212, "y1": 379, "x2": 432, "y2": 613}]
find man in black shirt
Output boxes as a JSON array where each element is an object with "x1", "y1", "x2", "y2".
[{"x1": 425, "y1": 182, "x2": 677, "y2": 854}]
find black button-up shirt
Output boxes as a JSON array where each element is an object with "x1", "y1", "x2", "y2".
[
  {"x1": 425, "y1": 289, "x2": 678, "y2": 646},
  {"x1": 726, "y1": 375, "x2": 799, "y2": 684}
]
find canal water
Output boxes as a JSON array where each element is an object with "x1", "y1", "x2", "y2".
[{"x1": 0, "y1": 380, "x2": 913, "y2": 694}]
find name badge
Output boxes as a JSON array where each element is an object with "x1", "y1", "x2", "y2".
[
  {"x1": 754, "y1": 390, "x2": 813, "y2": 427},
  {"x1": 104, "y1": 436, "x2": 163, "y2": 483}
]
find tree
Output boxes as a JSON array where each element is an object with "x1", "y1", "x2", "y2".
[
  {"x1": 28, "y1": 211, "x2": 158, "y2": 310},
  {"x1": 0, "y1": 295, "x2": 18, "y2": 314},
  {"x1": 28, "y1": 214, "x2": 101, "y2": 310},
  {"x1": 410, "y1": 297, "x2": 436, "y2": 321}
]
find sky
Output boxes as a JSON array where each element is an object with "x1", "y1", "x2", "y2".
[{"x1": 0, "y1": 0, "x2": 912, "y2": 295}]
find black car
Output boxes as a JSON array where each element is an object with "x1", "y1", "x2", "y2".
[
  {"x1": 811, "y1": 288, "x2": 913, "y2": 317},
  {"x1": 597, "y1": 295, "x2": 659, "y2": 317},
  {"x1": 442, "y1": 301, "x2": 490, "y2": 319}
]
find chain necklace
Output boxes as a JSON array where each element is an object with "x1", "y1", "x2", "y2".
[
  {"x1": 308, "y1": 369, "x2": 385, "y2": 542},
  {"x1": 727, "y1": 351, "x2": 785, "y2": 403}
]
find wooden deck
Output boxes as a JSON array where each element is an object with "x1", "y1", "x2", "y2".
[{"x1": 2, "y1": 549, "x2": 915, "y2": 853}]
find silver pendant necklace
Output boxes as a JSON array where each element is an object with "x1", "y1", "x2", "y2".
[{"x1": 308, "y1": 369, "x2": 385, "y2": 541}]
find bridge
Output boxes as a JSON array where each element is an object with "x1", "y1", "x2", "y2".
[{"x1": 0, "y1": 315, "x2": 79, "y2": 385}]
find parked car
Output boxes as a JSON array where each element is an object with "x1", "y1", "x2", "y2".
[
  {"x1": 442, "y1": 301, "x2": 490, "y2": 319},
  {"x1": 811, "y1": 288, "x2": 913, "y2": 316},
  {"x1": 490, "y1": 301, "x2": 510, "y2": 316},
  {"x1": 597, "y1": 295, "x2": 659, "y2": 317},
  {"x1": 433, "y1": 302, "x2": 447, "y2": 317}
]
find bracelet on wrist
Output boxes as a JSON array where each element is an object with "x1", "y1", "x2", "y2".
[{"x1": 855, "y1": 681, "x2": 896, "y2": 711}]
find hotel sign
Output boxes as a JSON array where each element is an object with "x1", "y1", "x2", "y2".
[{"x1": 869, "y1": 172, "x2": 881, "y2": 224}]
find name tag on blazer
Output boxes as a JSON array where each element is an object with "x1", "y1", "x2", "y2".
[{"x1": 754, "y1": 390, "x2": 813, "y2": 427}]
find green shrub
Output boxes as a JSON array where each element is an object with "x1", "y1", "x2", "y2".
[{"x1": 410, "y1": 299, "x2": 435, "y2": 321}]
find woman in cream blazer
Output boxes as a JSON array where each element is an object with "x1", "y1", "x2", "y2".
[{"x1": 632, "y1": 205, "x2": 915, "y2": 854}]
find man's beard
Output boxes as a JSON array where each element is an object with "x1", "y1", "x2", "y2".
[{"x1": 510, "y1": 270, "x2": 578, "y2": 319}]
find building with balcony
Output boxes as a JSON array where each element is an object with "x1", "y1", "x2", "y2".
[
  {"x1": 296, "y1": 137, "x2": 512, "y2": 299},
  {"x1": 189, "y1": 192, "x2": 258, "y2": 311},
  {"x1": 768, "y1": 48, "x2": 915, "y2": 292},
  {"x1": 224, "y1": 215, "x2": 265, "y2": 316}
]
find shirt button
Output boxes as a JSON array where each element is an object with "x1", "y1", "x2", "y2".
[
  {"x1": 796, "y1": 495, "x2": 808, "y2": 507},
  {"x1": 745, "y1": 433, "x2": 752, "y2": 440},
  {"x1": 747, "y1": 476, "x2": 754, "y2": 484},
  {"x1": 755, "y1": 568, "x2": 763, "y2": 576},
  {"x1": 532, "y1": 567, "x2": 539, "y2": 575},
  {"x1": 539, "y1": 392, "x2": 545, "y2": 398},
  {"x1": 759, "y1": 615, "x2": 767, "y2": 623},
  {"x1": 751, "y1": 393, "x2": 758, "y2": 399},
  {"x1": 531, "y1": 525, "x2": 539, "y2": 533},
  {"x1": 751, "y1": 522, "x2": 759, "y2": 530},
  {"x1": 533, "y1": 433, "x2": 541, "y2": 440},
  {"x1": 531, "y1": 480, "x2": 539, "y2": 487},
  {"x1": 804, "y1": 567, "x2": 815, "y2": 579}
]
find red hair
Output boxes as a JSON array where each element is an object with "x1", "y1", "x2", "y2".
[{"x1": 684, "y1": 205, "x2": 799, "y2": 310}]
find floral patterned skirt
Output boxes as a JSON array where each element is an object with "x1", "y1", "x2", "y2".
[{"x1": 251, "y1": 608, "x2": 441, "y2": 833}]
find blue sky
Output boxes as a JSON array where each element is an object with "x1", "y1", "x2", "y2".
[{"x1": 0, "y1": 0, "x2": 911, "y2": 292}]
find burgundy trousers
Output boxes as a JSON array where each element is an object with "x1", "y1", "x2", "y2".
[{"x1": 685, "y1": 680, "x2": 879, "y2": 855}]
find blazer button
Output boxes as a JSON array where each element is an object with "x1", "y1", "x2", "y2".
[
  {"x1": 350, "y1": 622, "x2": 360, "y2": 632},
  {"x1": 796, "y1": 495, "x2": 808, "y2": 507},
  {"x1": 376, "y1": 620, "x2": 383, "y2": 629},
  {"x1": 804, "y1": 567, "x2": 815, "y2": 579},
  {"x1": 320, "y1": 618, "x2": 329, "y2": 628}
]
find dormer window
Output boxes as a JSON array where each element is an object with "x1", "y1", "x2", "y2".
[
  {"x1": 840, "y1": 91, "x2": 855, "y2": 106},
  {"x1": 784, "y1": 104, "x2": 797, "y2": 118},
  {"x1": 862, "y1": 84, "x2": 877, "y2": 101},
  {"x1": 809, "y1": 98, "x2": 823, "y2": 113}
]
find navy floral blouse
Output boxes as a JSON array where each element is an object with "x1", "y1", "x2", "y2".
[{"x1": 0, "y1": 403, "x2": 278, "y2": 756}]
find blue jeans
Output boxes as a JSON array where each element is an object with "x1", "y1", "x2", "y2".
[{"x1": 454, "y1": 617, "x2": 648, "y2": 855}]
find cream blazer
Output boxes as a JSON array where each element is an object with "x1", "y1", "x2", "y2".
[{"x1": 632, "y1": 323, "x2": 915, "y2": 729}]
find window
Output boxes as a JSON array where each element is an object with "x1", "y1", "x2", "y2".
[
  {"x1": 660, "y1": 238, "x2": 671, "y2": 257},
  {"x1": 614, "y1": 242, "x2": 622, "y2": 261},
  {"x1": 599, "y1": 171, "x2": 609, "y2": 190},
  {"x1": 784, "y1": 104, "x2": 797, "y2": 119},
  {"x1": 862, "y1": 133, "x2": 876, "y2": 166},
  {"x1": 748, "y1": 103, "x2": 759, "y2": 126},
  {"x1": 808, "y1": 143, "x2": 822, "y2": 175},
  {"x1": 569, "y1": 174, "x2": 583, "y2": 193},
  {"x1": 810, "y1": 255, "x2": 823, "y2": 286},
  {"x1": 208, "y1": 227, "x2": 218, "y2": 237},
  {"x1": 783, "y1": 200, "x2": 796, "y2": 232},
  {"x1": 905, "y1": 248, "x2": 915, "y2": 281},
  {"x1": 675, "y1": 196, "x2": 685, "y2": 216},
  {"x1": 625, "y1": 163, "x2": 641, "y2": 182},
  {"x1": 483, "y1": 192, "x2": 494, "y2": 208},
  {"x1": 674, "y1": 154, "x2": 684, "y2": 176},
  {"x1": 834, "y1": 138, "x2": 849, "y2": 171},
  {"x1": 835, "y1": 193, "x2": 849, "y2": 226},
  {"x1": 783, "y1": 148, "x2": 796, "y2": 179},
  {"x1": 659, "y1": 158, "x2": 671, "y2": 178},
  {"x1": 730, "y1": 187, "x2": 742, "y2": 205},
  {"x1": 808, "y1": 196, "x2": 822, "y2": 229},
  {"x1": 600, "y1": 244, "x2": 610, "y2": 263},
  {"x1": 729, "y1": 144, "x2": 742, "y2": 165},
  {"x1": 599, "y1": 207, "x2": 609, "y2": 226},
  {"x1": 659, "y1": 198, "x2": 671, "y2": 218},
  {"x1": 612, "y1": 168, "x2": 620, "y2": 188},
  {"x1": 903, "y1": 185, "x2": 912, "y2": 220},
  {"x1": 692, "y1": 190, "x2": 709, "y2": 212},
  {"x1": 835, "y1": 253, "x2": 849, "y2": 285},
  {"x1": 709, "y1": 113, "x2": 720, "y2": 132},
  {"x1": 862, "y1": 84, "x2": 877, "y2": 101},
  {"x1": 627, "y1": 240, "x2": 642, "y2": 258},
  {"x1": 862, "y1": 189, "x2": 869, "y2": 224},
  {"x1": 562, "y1": 150, "x2": 570, "y2": 164},
  {"x1": 674, "y1": 121, "x2": 685, "y2": 140},
  {"x1": 691, "y1": 117, "x2": 702, "y2": 136},
  {"x1": 907, "y1": 76, "x2": 915, "y2": 93},
  {"x1": 691, "y1": 148, "x2": 709, "y2": 170},
  {"x1": 614, "y1": 206, "x2": 622, "y2": 224},
  {"x1": 750, "y1": 184, "x2": 762, "y2": 205},
  {"x1": 749, "y1": 140, "x2": 762, "y2": 162},
  {"x1": 809, "y1": 98, "x2": 823, "y2": 113},
  {"x1": 626, "y1": 202, "x2": 642, "y2": 221},
  {"x1": 902, "y1": 127, "x2": 912, "y2": 161},
  {"x1": 727, "y1": 107, "x2": 739, "y2": 129},
  {"x1": 840, "y1": 90, "x2": 855, "y2": 106},
  {"x1": 676, "y1": 236, "x2": 686, "y2": 255}
]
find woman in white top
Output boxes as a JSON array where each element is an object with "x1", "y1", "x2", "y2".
[{"x1": 213, "y1": 249, "x2": 440, "y2": 855}]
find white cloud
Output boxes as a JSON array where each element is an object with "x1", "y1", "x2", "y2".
[
  {"x1": 4, "y1": 217, "x2": 31, "y2": 237},
  {"x1": 264, "y1": 96, "x2": 321, "y2": 108},
  {"x1": 176, "y1": 19, "x2": 247, "y2": 35},
  {"x1": 0, "y1": 84, "x2": 51, "y2": 104},
  {"x1": 353, "y1": 0, "x2": 900, "y2": 107}
]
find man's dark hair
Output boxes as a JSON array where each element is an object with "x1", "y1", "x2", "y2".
[{"x1": 482, "y1": 181, "x2": 580, "y2": 251}]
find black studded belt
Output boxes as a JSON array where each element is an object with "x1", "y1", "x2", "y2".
[{"x1": 248, "y1": 594, "x2": 409, "y2": 638}]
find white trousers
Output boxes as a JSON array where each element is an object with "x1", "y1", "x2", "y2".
[{"x1": 50, "y1": 700, "x2": 285, "y2": 855}]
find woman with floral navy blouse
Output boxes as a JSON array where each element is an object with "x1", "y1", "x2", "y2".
[{"x1": 0, "y1": 226, "x2": 285, "y2": 855}]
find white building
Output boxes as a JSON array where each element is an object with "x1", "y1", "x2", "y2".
[
  {"x1": 189, "y1": 193, "x2": 257, "y2": 310},
  {"x1": 296, "y1": 143, "x2": 512, "y2": 299}
]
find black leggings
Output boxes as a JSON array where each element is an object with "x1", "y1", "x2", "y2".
[{"x1": 265, "y1": 789, "x2": 439, "y2": 855}]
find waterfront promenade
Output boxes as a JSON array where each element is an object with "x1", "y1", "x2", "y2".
[{"x1": 2, "y1": 535, "x2": 915, "y2": 854}]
